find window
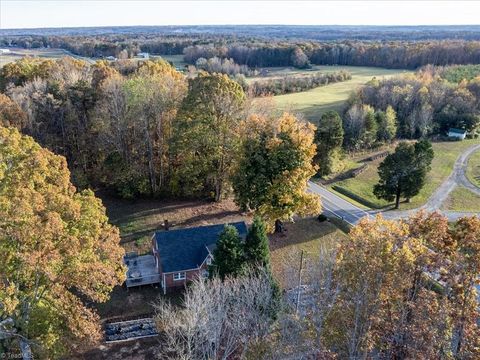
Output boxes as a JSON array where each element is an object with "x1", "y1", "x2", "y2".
[
  {"x1": 173, "y1": 272, "x2": 186, "y2": 281},
  {"x1": 202, "y1": 269, "x2": 209, "y2": 278},
  {"x1": 206, "y1": 257, "x2": 212, "y2": 266}
]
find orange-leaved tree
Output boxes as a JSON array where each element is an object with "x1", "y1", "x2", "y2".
[{"x1": 0, "y1": 127, "x2": 125, "y2": 358}]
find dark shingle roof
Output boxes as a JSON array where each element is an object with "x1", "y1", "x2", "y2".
[
  {"x1": 155, "y1": 222, "x2": 248, "y2": 273},
  {"x1": 449, "y1": 128, "x2": 467, "y2": 134}
]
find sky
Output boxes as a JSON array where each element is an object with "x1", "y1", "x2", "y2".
[{"x1": 1, "y1": 1, "x2": 480, "y2": 29}]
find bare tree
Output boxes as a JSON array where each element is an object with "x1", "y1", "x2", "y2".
[{"x1": 154, "y1": 271, "x2": 276, "y2": 360}]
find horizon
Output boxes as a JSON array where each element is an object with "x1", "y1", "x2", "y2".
[{"x1": 1, "y1": 1, "x2": 480, "y2": 30}]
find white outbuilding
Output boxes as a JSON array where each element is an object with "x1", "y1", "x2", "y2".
[{"x1": 448, "y1": 128, "x2": 467, "y2": 140}]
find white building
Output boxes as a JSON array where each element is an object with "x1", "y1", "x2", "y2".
[
  {"x1": 137, "y1": 52, "x2": 150, "y2": 59},
  {"x1": 0, "y1": 49, "x2": 11, "y2": 54},
  {"x1": 448, "y1": 128, "x2": 467, "y2": 140}
]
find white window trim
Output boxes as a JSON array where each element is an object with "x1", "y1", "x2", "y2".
[{"x1": 173, "y1": 272, "x2": 186, "y2": 281}]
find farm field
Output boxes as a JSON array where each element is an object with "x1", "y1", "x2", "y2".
[
  {"x1": 441, "y1": 186, "x2": 480, "y2": 212},
  {"x1": 329, "y1": 139, "x2": 480, "y2": 210},
  {"x1": 269, "y1": 66, "x2": 410, "y2": 122},
  {"x1": 0, "y1": 47, "x2": 95, "y2": 66},
  {"x1": 466, "y1": 148, "x2": 480, "y2": 187}
]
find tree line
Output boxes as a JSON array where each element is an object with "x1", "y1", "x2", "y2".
[
  {"x1": 184, "y1": 40, "x2": 480, "y2": 69},
  {"x1": 341, "y1": 71, "x2": 480, "y2": 150},
  {"x1": 6, "y1": 32, "x2": 480, "y2": 69},
  {"x1": 249, "y1": 70, "x2": 351, "y2": 96},
  {"x1": 0, "y1": 57, "x2": 321, "y2": 229}
]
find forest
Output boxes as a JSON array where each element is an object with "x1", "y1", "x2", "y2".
[{"x1": 4, "y1": 26, "x2": 480, "y2": 69}]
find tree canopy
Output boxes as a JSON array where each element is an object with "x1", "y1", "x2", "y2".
[
  {"x1": 0, "y1": 126, "x2": 125, "y2": 357},
  {"x1": 314, "y1": 110, "x2": 344, "y2": 176},
  {"x1": 174, "y1": 72, "x2": 246, "y2": 201},
  {"x1": 374, "y1": 140, "x2": 434, "y2": 208},
  {"x1": 233, "y1": 113, "x2": 321, "y2": 231},
  {"x1": 210, "y1": 225, "x2": 245, "y2": 280}
]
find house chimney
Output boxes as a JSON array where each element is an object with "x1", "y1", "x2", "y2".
[{"x1": 164, "y1": 219, "x2": 170, "y2": 231}]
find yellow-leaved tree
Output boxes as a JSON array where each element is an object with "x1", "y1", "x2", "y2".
[
  {"x1": 0, "y1": 127, "x2": 125, "y2": 358},
  {"x1": 232, "y1": 112, "x2": 321, "y2": 232}
]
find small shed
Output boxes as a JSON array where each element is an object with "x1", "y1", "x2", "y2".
[{"x1": 448, "y1": 128, "x2": 467, "y2": 140}]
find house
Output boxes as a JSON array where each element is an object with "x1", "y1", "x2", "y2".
[
  {"x1": 124, "y1": 222, "x2": 248, "y2": 294},
  {"x1": 137, "y1": 52, "x2": 150, "y2": 59},
  {"x1": 0, "y1": 49, "x2": 11, "y2": 54},
  {"x1": 448, "y1": 128, "x2": 467, "y2": 140}
]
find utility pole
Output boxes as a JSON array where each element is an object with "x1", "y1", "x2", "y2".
[{"x1": 295, "y1": 250, "x2": 304, "y2": 315}]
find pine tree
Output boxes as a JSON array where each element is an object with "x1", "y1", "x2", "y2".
[
  {"x1": 244, "y1": 216, "x2": 271, "y2": 268},
  {"x1": 374, "y1": 140, "x2": 434, "y2": 208},
  {"x1": 210, "y1": 225, "x2": 245, "y2": 279}
]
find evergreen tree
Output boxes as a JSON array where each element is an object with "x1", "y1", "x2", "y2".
[
  {"x1": 374, "y1": 140, "x2": 434, "y2": 208},
  {"x1": 210, "y1": 225, "x2": 245, "y2": 279},
  {"x1": 244, "y1": 216, "x2": 271, "y2": 268},
  {"x1": 315, "y1": 110, "x2": 344, "y2": 176}
]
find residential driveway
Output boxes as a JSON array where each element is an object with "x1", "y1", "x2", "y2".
[{"x1": 309, "y1": 143, "x2": 480, "y2": 225}]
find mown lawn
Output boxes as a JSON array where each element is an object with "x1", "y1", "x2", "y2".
[
  {"x1": 269, "y1": 217, "x2": 348, "y2": 289},
  {"x1": 441, "y1": 186, "x2": 480, "y2": 212},
  {"x1": 157, "y1": 54, "x2": 188, "y2": 68},
  {"x1": 466, "y1": 148, "x2": 480, "y2": 188},
  {"x1": 268, "y1": 66, "x2": 410, "y2": 122},
  {"x1": 329, "y1": 139, "x2": 480, "y2": 210}
]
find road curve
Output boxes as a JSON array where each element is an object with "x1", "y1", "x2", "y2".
[{"x1": 308, "y1": 143, "x2": 480, "y2": 225}]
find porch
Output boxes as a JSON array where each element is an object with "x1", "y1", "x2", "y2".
[{"x1": 124, "y1": 252, "x2": 161, "y2": 288}]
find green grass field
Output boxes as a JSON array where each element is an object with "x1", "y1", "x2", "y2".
[
  {"x1": 156, "y1": 54, "x2": 188, "y2": 68},
  {"x1": 269, "y1": 66, "x2": 410, "y2": 122},
  {"x1": 329, "y1": 139, "x2": 480, "y2": 210},
  {"x1": 466, "y1": 148, "x2": 480, "y2": 188},
  {"x1": 441, "y1": 186, "x2": 480, "y2": 212}
]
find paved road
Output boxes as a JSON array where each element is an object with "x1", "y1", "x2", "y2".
[
  {"x1": 308, "y1": 181, "x2": 370, "y2": 225},
  {"x1": 308, "y1": 143, "x2": 480, "y2": 225}
]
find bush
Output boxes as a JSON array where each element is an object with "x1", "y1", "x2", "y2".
[{"x1": 317, "y1": 213, "x2": 328, "y2": 222}]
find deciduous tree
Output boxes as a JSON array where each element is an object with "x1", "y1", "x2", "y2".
[
  {"x1": 0, "y1": 127, "x2": 125, "y2": 358},
  {"x1": 173, "y1": 72, "x2": 246, "y2": 201},
  {"x1": 233, "y1": 113, "x2": 321, "y2": 231}
]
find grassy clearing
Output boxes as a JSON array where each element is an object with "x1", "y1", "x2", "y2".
[
  {"x1": 156, "y1": 54, "x2": 188, "y2": 68},
  {"x1": 269, "y1": 217, "x2": 348, "y2": 289},
  {"x1": 268, "y1": 66, "x2": 410, "y2": 122},
  {"x1": 441, "y1": 186, "x2": 480, "y2": 212},
  {"x1": 466, "y1": 148, "x2": 480, "y2": 188},
  {"x1": 329, "y1": 139, "x2": 480, "y2": 210}
]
